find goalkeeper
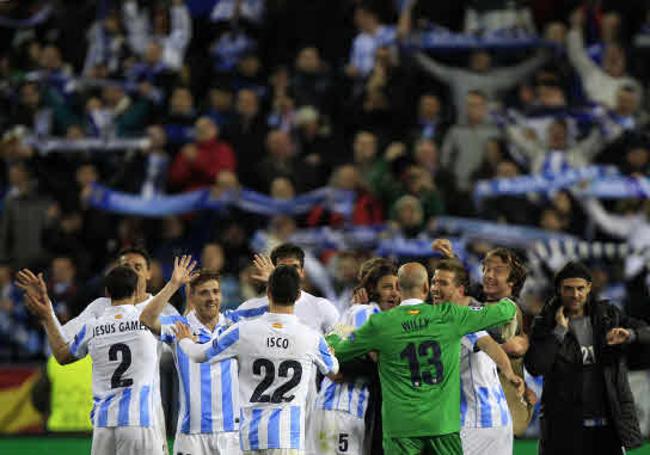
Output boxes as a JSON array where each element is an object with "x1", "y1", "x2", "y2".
[{"x1": 329, "y1": 263, "x2": 517, "y2": 455}]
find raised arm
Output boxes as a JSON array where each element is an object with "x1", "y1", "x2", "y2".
[
  {"x1": 331, "y1": 313, "x2": 380, "y2": 364},
  {"x1": 579, "y1": 197, "x2": 633, "y2": 238},
  {"x1": 414, "y1": 52, "x2": 457, "y2": 83},
  {"x1": 566, "y1": 11, "x2": 601, "y2": 81},
  {"x1": 140, "y1": 255, "x2": 197, "y2": 335},
  {"x1": 452, "y1": 298, "x2": 517, "y2": 336},
  {"x1": 16, "y1": 271, "x2": 75, "y2": 365}
]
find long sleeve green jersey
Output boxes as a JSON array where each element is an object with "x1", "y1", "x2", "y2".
[{"x1": 330, "y1": 298, "x2": 517, "y2": 437}]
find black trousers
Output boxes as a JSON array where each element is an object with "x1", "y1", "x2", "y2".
[{"x1": 582, "y1": 425, "x2": 624, "y2": 455}]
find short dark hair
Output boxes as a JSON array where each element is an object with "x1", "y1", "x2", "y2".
[
  {"x1": 270, "y1": 243, "x2": 305, "y2": 268},
  {"x1": 190, "y1": 270, "x2": 221, "y2": 292},
  {"x1": 434, "y1": 259, "x2": 469, "y2": 289},
  {"x1": 554, "y1": 261, "x2": 592, "y2": 289},
  {"x1": 483, "y1": 248, "x2": 528, "y2": 298},
  {"x1": 268, "y1": 265, "x2": 301, "y2": 306},
  {"x1": 104, "y1": 266, "x2": 138, "y2": 300},
  {"x1": 360, "y1": 262, "x2": 398, "y2": 302},
  {"x1": 117, "y1": 246, "x2": 151, "y2": 268}
]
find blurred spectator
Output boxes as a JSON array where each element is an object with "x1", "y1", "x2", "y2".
[
  {"x1": 169, "y1": 117, "x2": 236, "y2": 191},
  {"x1": 346, "y1": 4, "x2": 396, "y2": 80},
  {"x1": 47, "y1": 256, "x2": 79, "y2": 323},
  {"x1": 307, "y1": 164, "x2": 383, "y2": 227},
  {"x1": 270, "y1": 177, "x2": 296, "y2": 200},
  {"x1": 163, "y1": 86, "x2": 197, "y2": 144},
  {"x1": 390, "y1": 194, "x2": 425, "y2": 237},
  {"x1": 99, "y1": 82, "x2": 151, "y2": 137},
  {"x1": 123, "y1": 0, "x2": 192, "y2": 71},
  {"x1": 13, "y1": 81, "x2": 77, "y2": 137},
  {"x1": 352, "y1": 130, "x2": 380, "y2": 184},
  {"x1": 410, "y1": 93, "x2": 446, "y2": 143},
  {"x1": 441, "y1": 90, "x2": 501, "y2": 195},
  {"x1": 83, "y1": 5, "x2": 131, "y2": 77},
  {"x1": 0, "y1": 162, "x2": 56, "y2": 269},
  {"x1": 254, "y1": 130, "x2": 297, "y2": 192},
  {"x1": 567, "y1": 9, "x2": 642, "y2": 109},
  {"x1": 415, "y1": 49, "x2": 547, "y2": 121},
  {"x1": 0, "y1": 263, "x2": 42, "y2": 361},
  {"x1": 328, "y1": 250, "x2": 360, "y2": 312},
  {"x1": 506, "y1": 118, "x2": 610, "y2": 175},
  {"x1": 211, "y1": 0, "x2": 266, "y2": 27},
  {"x1": 291, "y1": 47, "x2": 334, "y2": 114},
  {"x1": 224, "y1": 88, "x2": 267, "y2": 187},
  {"x1": 204, "y1": 86, "x2": 236, "y2": 129},
  {"x1": 112, "y1": 125, "x2": 170, "y2": 197}
]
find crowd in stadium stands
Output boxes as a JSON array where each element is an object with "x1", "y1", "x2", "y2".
[{"x1": 0, "y1": 0, "x2": 648, "y2": 394}]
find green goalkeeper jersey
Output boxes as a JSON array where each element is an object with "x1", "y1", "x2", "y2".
[{"x1": 330, "y1": 298, "x2": 517, "y2": 438}]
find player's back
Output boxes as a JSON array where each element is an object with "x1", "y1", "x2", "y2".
[
  {"x1": 235, "y1": 312, "x2": 336, "y2": 451},
  {"x1": 70, "y1": 304, "x2": 159, "y2": 428},
  {"x1": 359, "y1": 300, "x2": 516, "y2": 438}
]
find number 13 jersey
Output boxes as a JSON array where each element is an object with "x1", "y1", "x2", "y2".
[
  {"x1": 180, "y1": 312, "x2": 339, "y2": 451},
  {"x1": 69, "y1": 304, "x2": 159, "y2": 429}
]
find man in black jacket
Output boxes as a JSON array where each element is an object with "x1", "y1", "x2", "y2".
[{"x1": 525, "y1": 261, "x2": 650, "y2": 454}]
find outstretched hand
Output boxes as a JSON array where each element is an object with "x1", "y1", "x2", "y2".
[
  {"x1": 431, "y1": 238, "x2": 454, "y2": 258},
  {"x1": 15, "y1": 269, "x2": 51, "y2": 319},
  {"x1": 173, "y1": 321, "x2": 195, "y2": 341},
  {"x1": 170, "y1": 255, "x2": 199, "y2": 287},
  {"x1": 251, "y1": 254, "x2": 275, "y2": 283}
]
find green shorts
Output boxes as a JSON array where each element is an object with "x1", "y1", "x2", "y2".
[{"x1": 382, "y1": 432, "x2": 462, "y2": 455}]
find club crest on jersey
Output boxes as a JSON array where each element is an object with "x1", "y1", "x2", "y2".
[
  {"x1": 272, "y1": 322, "x2": 283, "y2": 329},
  {"x1": 407, "y1": 310, "x2": 420, "y2": 315},
  {"x1": 469, "y1": 306, "x2": 483, "y2": 312},
  {"x1": 115, "y1": 314, "x2": 123, "y2": 319}
]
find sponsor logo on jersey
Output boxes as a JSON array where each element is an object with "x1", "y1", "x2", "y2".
[
  {"x1": 115, "y1": 314, "x2": 123, "y2": 319},
  {"x1": 407, "y1": 310, "x2": 420, "y2": 315}
]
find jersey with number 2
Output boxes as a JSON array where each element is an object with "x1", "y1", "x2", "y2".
[
  {"x1": 69, "y1": 304, "x2": 159, "y2": 428},
  {"x1": 200, "y1": 312, "x2": 338, "y2": 451}
]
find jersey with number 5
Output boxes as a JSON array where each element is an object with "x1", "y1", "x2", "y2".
[
  {"x1": 201, "y1": 312, "x2": 339, "y2": 451},
  {"x1": 69, "y1": 304, "x2": 159, "y2": 429},
  {"x1": 330, "y1": 299, "x2": 517, "y2": 438}
]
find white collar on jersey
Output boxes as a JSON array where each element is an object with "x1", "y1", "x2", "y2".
[
  {"x1": 399, "y1": 298, "x2": 425, "y2": 307},
  {"x1": 186, "y1": 310, "x2": 225, "y2": 334},
  {"x1": 263, "y1": 312, "x2": 298, "y2": 322},
  {"x1": 103, "y1": 303, "x2": 138, "y2": 315}
]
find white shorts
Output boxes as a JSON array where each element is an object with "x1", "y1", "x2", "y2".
[
  {"x1": 173, "y1": 432, "x2": 241, "y2": 455},
  {"x1": 460, "y1": 425, "x2": 513, "y2": 455},
  {"x1": 92, "y1": 426, "x2": 165, "y2": 455},
  {"x1": 311, "y1": 409, "x2": 366, "y2": 455}
]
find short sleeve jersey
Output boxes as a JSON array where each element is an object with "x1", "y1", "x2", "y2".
[
  {"x1": 199, "y1": 312, "x2": 339, "y2": 451},
  {"x1": 69, "y1": 304, "x2": 159, "y2": 428}
]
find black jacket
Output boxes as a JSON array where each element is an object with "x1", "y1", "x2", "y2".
[{"x1": 524, "y1": 298, "x2": 650, "y2": 453}]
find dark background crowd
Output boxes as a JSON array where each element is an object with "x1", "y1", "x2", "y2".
[{"x1": 0, "y1": 0, "x2": 648, "y2": 365}]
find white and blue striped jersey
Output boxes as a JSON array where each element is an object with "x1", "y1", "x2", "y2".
[
  {"x1": 69, "y1": 304, "x2": 158, "y2": 428},
  {"x1": 235, "y1": 291, "x2": 339, "y2": 335},
  {"x1": 460, "y1": 331, "x2": 511, "y2": 429},
  {"x1": 316, "y1": 303, "x2": 380, "y2": 418},
  {"x1": 179, "y1": 312, "x2": 339, "y2": 451},
  {"x1": 159, "y1": 311, "x2": 239, "y2": 435}
]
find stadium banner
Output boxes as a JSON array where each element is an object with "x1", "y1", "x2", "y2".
[
  {"x1": 0, "y1": 366, "x2": 43, "y2": 434},
  {"x1": 87, "y1": 184, "x2": 355, "y2": 219},
  {"x1": 252, "y1": 219, "x2": 575, "y2": 257},
  {"x1": 473, "y1": 166, "x2": 649, "y2": 202}
]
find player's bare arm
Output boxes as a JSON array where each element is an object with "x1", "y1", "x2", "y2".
[
  {"x1": 140, "y1": 255, "x2": 197, "y2": 334},
  {"x1": 477, "y1": 335, "x2": 524, "y2": 397},
  {"x1": 17, "y1": 271, "x2": 74, "y2": 365}
]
